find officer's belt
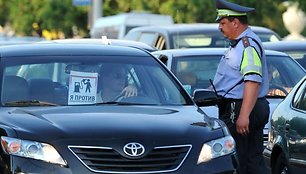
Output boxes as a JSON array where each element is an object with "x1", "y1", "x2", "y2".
[{"x1": 221, "y1": 97, "x2": 266, "y2": 103}]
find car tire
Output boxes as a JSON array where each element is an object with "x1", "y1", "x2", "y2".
[{"x1": 273, "y1": 153, "x2": 290, "y2": 174}]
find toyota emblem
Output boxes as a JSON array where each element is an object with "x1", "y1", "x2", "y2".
[{"x1": 123, "y1": 142, "x2": 145, "y2": 157}]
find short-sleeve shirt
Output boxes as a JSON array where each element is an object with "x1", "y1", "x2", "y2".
[{"x1": 213, "y1": 27, "x2": 269, "y2": 99}]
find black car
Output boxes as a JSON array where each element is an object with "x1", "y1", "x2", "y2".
[
  {"x1": 124, "y1": 23, "x2": 281, "y2": 50},
  {"x1": 40, "y1": 38, "x2": 157, "y2": 52},
  {"x1": 263, "y1": 40, "x2": 306, "y2": 69},
  {"x1": 0, "y1": 43, "x2": 237, "y2": 173},
  {"x1": 264, "y1": 75, "x2": 306, "y2": 174}
]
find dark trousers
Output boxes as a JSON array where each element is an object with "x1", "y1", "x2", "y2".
[{"x1": 218, "y1": 97, "x2": 269, "y2": 174}]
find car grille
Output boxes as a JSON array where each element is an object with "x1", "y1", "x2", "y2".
[{"x1": 68, "y1": 144, "x2": 192, "y2": 173}]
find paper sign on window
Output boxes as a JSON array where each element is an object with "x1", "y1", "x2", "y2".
[{"x1": 68, "y1": 70, "x2": 98, "y2": 105}]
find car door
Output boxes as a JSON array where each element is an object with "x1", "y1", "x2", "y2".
[{"x1": 287, "y1": 79, "x2": 306, "y2": 172}]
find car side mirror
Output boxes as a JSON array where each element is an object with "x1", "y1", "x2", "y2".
[
  {"x1": 193, "y1": 89, "x2": 221, "y2": 107},
  {"x1": 158, "y1": 55, "x2": 168, "y2": 65}
]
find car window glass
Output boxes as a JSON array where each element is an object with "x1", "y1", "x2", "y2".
[
  {"x1": 138, "y1": 32, "x2": 157, "y2": 46},
  {"x1": 173, "y1": 34, "x2": 212, "y2": 49},
  {"x1": 286, "y1": 52, "x2": 306, "y2": 70},
  {"x1": 292, "y1": 79, "x2": 306, "y2": 110},
  {"x1": 173, "y1": 55, "x2": 220, "y2": 95},
  {"x1": 1, "y1": 56, "x2": 190, "y2": 106},
  {"x1": 172, "y1": 34, "x2": 229, "y2": 48},
  {"x1": 256, "y1": 34, "x2": 280, "y2": 42},
  {"x1": 266, "y1": 55, "x2": 305, "y2": 97}
]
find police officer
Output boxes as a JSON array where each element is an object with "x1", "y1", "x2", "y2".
[{"x1": 212, "y1": 0, "x2": 270, "y2": 174}]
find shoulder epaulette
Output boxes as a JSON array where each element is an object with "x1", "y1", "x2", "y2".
[{"x1": 241, "y1": 36, "x2": 250, "y2": 48}]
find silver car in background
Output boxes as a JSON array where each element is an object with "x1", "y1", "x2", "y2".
[
  {"x1": 152, "y1": 48, "x2": 306, "y2": 145},
  {"x1": 124, "y1": 23, "x2": 281, "y2": 50}
]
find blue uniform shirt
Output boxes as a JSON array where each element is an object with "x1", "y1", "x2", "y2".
[{"x1": 213, "y1": 27, "x2": 269, "y2": 99}]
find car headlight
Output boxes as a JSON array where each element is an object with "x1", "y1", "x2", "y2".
[
  {"x1": 197, "y1": 135, "x2": 235, "y2": 164},
  {"x1": 1, "y1": 136, "x2": 66, "y2": 166}
]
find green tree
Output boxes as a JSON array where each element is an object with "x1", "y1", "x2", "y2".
[
  {"x1": 0, "y1": 0, "x2": 10, "y2": 27},
  {"x1": 0, "y1": 0, "x2": 305, "y2": 38},
  {"x1": 1, "y1": 0, "x2": 88, "y2": 38}
]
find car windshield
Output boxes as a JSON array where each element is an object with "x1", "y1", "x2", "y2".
[
  {"x1": 282, "y1": 51, "x2": 306, "y2": 70},
  {"x1": 255, "y1": 33, "x2": 280, "y2": 42},
  {"x1": 1, "y1": 55, "x2": 191, "y2": 106},
  {"x1": 172, "y1": 54, "x2": 305, "y2": 98},
  {"x1": 265, "y1": 55, "x2": 305, "y2": 97},
  {"x1": 172, "y1": 34, "x2": 228, "y2": 48},
  {"x1": 172, "y1": 55, "x2": 220, "y2": 94},
  {"x1": 171, "y1": 31, "x2": 280, "y2": 49}
]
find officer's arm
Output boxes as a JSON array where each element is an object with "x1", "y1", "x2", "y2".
[
  {"x1": 241, "y1": 80, "x2": 260, "y2": 117},
  {"x1": 237, "y1": 37, "x2": 263, "y2": 134},
  {"x1": 236, "y1": 80, "x2": 260, "y2": 134}
]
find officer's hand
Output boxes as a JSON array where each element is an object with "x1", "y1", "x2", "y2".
[{"x1": 236, "y1": 115, "x2": 249, "y2": 135}]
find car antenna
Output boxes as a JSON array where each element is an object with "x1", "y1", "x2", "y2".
[{"x1": 209, "y1": 79, "x2": 219, "y2": 97}]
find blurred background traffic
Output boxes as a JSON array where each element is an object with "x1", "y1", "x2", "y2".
[{"x1": 0, "y1": 0, "x2": 305, "y2": 41}]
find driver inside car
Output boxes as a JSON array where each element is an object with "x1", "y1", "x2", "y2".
[
  {"x1": 267, "y1": 64, "x2": 291, "y2": 97},
  {"x1": 97, "y1": 63, "x2": 137, "y2": 102}
]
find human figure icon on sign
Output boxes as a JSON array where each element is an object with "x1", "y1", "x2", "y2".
[{"x1": 84, "y1": 79, "x2": 92, "y2": 93}]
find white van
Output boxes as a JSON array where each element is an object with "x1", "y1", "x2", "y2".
[{"x1": 90, "y1": 11, "x2": 174, "y2": 39}]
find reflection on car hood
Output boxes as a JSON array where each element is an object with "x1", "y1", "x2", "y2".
[{"x1": 2, "y1": 105, "x2": 219, "y2": 142}]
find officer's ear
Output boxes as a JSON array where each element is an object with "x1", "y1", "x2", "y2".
[{"x1": 232, "y1": 18, "x2": 240, "y2": 28}]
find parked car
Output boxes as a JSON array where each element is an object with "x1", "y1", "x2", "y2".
[
  {"x1": 0, "y1": 43, "x2": 238, "y2": 173},
  {"x1": 263, "y1": 40, "x2": 306, "y2": 69},
  {"x1": 90, "y1": 12, "x2": 174, "y2": 39},
  {"x1": 124, "y1": 23, "x2": 281, "y2": 50},
  {"x1": 0, "y1": 35, "x2": 45, "y2": 46},
  {"x1": 263, "y1": 75, "x2": 306, "y2": 174},
  {"x1": 152, "y1": 48, "x2": 306, "y2": 145},
  {"x1": 40, "y1": 38, "x2": 157, "y2": 52}
]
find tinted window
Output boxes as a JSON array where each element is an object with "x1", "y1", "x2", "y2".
[
  {"x1": 292, "y1": 79, "x2": 306, "y2": 110},
  {"x1": 172, "y1": 55, "x2": 221, "y2": 94},
  {"x1": 1, "y1": 55, "x2": 191, "y2": 106},
  {"x1": 138, "y1": 33, "x2": 157, "y2": 46},
  {"x1": 267, "y1": 55, "x2": 305, "y2": 92},
  {"x1": 256, "y1": 33, "x2": 280, "y2": 42},
  {"x1": 172, "y1": 34, "x2": 228, "y2": 48}
]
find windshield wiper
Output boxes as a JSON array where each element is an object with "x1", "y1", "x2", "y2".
[
  {"x1": 95, "y1": 101, "x2": 133, "y2": 105},
  {"x1": 4, "y1": 100, "x2": 58, "y2": 106},
  {"x1": 94, "y1": 101, "x2": 157, "y2": 106}
]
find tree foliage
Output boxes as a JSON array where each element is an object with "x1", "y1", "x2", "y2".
[{"x1": 0, "y1": 0, "x2": 305, "y2": 38}]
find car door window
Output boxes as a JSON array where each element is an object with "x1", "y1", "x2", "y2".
[
  {"x1": 292, "y1": 79, "x2": 306, "y2": 110},
  {"x1": 173, "y1": 55, "x2": 220, "y2": 94},
  {"x1": 138, "y1": 32, "x2": 157, "y2": 47}
]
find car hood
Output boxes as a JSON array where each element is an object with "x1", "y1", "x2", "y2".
[{"x1": 1, "y1": 105, "x2": 221, "y2": 142}]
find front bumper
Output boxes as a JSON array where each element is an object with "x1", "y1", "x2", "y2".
[{"x1": 9, "y1": 152, "x2": 238, "y2": 174}]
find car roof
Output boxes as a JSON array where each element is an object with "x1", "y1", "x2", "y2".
[
  {"x1": 127, "y1": 23, "x2": 280, "y2": 37},
  {"x1": 40, "y1": 38, "x2": 157, "y2": 52},
  {"x1": 0, "y1": 43, "x2": 151, "y2": 57},
  {"x1": 152, "y1": 47, "x2": 288, "y2": 57},
  {"x1": 263, "y1": 41, "x2": 306, "y2": 52}
]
